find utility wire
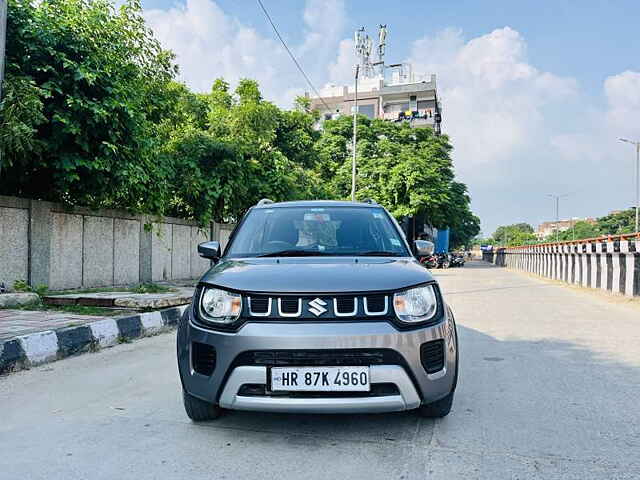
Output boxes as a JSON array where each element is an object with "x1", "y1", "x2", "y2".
[{"x1": 256, "y1": 0, "x2": 332, "y2": 111}]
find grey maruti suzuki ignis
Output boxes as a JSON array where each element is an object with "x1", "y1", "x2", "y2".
[{"x1": 177, "y1": 199, "x2": 459, "y2": 420}]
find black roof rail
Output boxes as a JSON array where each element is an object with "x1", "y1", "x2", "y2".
[
  {"x1": 256, "y1": 198, "x2": 274, "y2": 206},
  {"x1": 363, "y1": 198, "x2": 378, "y2": 205}
]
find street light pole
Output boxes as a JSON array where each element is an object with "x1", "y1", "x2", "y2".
[
  {"x1": 351, "y1": 64, "x2": 359, "y2": 202},
  {"x1": 547, "y1": 193, "x2": 569, "y2": 242},
  {"x1": 619, "y1": 138, "x2": 640, "y2": 233}
]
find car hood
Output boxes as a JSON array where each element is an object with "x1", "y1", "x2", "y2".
[{"x1": 200, "y1": 257, "x2": 433, "y2": 293}]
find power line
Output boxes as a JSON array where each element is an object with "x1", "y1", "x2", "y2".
[{"x1": 256, "y1": 0, "x2": 331, "y2": 111}]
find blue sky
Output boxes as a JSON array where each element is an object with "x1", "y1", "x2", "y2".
[{"x1": 140, "y1": 0, "x2": 640, "y2": 235}]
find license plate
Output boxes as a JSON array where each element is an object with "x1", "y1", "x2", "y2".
[{"x1": 270, "y1": 366, "x2": 370, "y2": 392}]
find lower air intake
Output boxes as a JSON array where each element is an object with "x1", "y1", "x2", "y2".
[
  {"x1": 420, "y1": 339, "x2": 445, "y2": 374},
  {"x1": 192, "y1": 342, "x2": 216, "y2": 376}
]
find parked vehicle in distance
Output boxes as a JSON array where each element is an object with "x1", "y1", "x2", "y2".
[
  {"x1": 421, "y1": 253, "x2": 439, "y2": 269},
  {"x1": 177, "y1": 199, "x2": 459, "y2": 420},
  {"x1": 450, "y1": 252, "x2": 466, "y2": 267},
  {"x1": 435, "y1": 252, "x2": 451, "y2": 269}
]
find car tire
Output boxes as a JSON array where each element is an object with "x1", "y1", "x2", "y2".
[{"x1": 183, "y1": 389, "x2": 222, "y2": 421}]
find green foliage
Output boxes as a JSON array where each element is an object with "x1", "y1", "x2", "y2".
[
  {"x1": 315, "y1": 116, "x2": 480, "y2": 247},
  {"x1": 552, "y1": 221, "x2": 601, "y2": 242},
  {"x1": 491, "y1": 223, "x2": 538, "y2": 246},
  {"x1": 33, "y1": 284, "x2": 50, "y2": 296},
  {"x1": 161, "y1": 78, "x2": 330, "y2": 224},
  {"x1": 1, "y1": 0, "x2": 176, "y2": 215},
  {"x1": 597, "y1": 208, "x2": 637, "y2": 235},
  {"x1": 11, "y1": 280, "x2": 48, "y2": 295},
  {"x1": 130, "y1": 283, "x2": 173, "y2": 294},
  {"x1": 12, "y1": 279, "x2": 30, "y2": 292},
  {"x1": 0, "y1": 75, "x2": 46, "y2": 162}
]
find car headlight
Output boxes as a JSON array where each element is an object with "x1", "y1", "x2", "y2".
[
  {"x1": 199, "y1": 287, "x2": 242, "y2": 324},
  {"x1": 393, "y1": 285, "x2": 438, "y2": 323}
]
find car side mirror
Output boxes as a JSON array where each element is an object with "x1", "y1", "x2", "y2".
[
  {"x1": 414, "y1": 240, "x2": 435, "y2": 257},
  {"x1": 198, "y1": 241, "x2": 221, "y2": 261}
]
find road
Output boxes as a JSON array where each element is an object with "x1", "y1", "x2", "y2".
[{"x1": 2, "y1": 262, "x2": 639, "y2": 479}]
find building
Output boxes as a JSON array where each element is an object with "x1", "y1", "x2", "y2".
[
  {"x1": 536, "y1": 217, "x2": 597, "y2": 240},
  {"x1": 308, "y1": 25, "x2": 442, "y2": 134}
]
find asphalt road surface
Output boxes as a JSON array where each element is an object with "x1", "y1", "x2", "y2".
[{"x1": 2, "y1": 262, "x2": 639, "y2": 479}]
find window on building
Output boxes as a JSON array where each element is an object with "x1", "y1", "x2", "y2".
[{"x1": 351, "y1": 104, "x2": 375, "y2": 119}]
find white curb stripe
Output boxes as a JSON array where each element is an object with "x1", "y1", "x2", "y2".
[
  {"x1": 89, "y1": 319, "x2": 120, "y2": 348},
  {"x1": 140, "y1": 311, "x2": 163, "y2": 335},
  {"x1": 18, "y1": 331, "x2": 58, "y2": 365}
]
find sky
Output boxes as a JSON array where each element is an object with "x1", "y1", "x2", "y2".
[{"x1": 138, "y1": 0, "x2": 640, "y2": 236}]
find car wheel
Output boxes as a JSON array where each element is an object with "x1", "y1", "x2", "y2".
[{"x1": 183, "y1": 389, "x2": 222, "y2": 421}]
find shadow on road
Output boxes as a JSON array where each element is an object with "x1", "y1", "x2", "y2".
[
  {"x1": 187, "y1": 324, "x2": 640, "y2": 476},
  {"x1": 3, "y1": 322, "x2": 639, "y2": 479}
]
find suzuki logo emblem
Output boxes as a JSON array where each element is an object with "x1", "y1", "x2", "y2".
[{"x1": 308, "y1": 298, "x2": 327, "y2": 316}]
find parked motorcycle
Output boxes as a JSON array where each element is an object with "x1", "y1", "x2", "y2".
[
  {"x1": 435, "y1": 253, "x2": 451, "y2": 269},
  {"x1": 421, "y1": 254, "x2": 439, "y2": 269},
  {"x1": 450, "y1": 252, "x2": 466, "y2": 267}
]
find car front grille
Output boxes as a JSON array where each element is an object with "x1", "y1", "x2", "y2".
[
  {"x1": 244, "y1": 294, "x2": 391, "y2": 319},
  {"x1": 279, "y1": 297, "x2": 301, "y2": 314},
  {"x1": 335, "y1": 296, "x2": 356, "y2": 314},
  {"x1": 248, "y1": 296, "x2": 270, "y2": 314}
]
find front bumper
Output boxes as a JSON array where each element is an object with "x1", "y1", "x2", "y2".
[{"x1": 177, "y1": 308, "x2": 457, "y2": 414}]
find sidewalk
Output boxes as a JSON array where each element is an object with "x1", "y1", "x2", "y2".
[
  {"x1": 0, "y1": 287, "x2": 194, "y2": 375},
  {"x1": 42, "y1": 288, "x2": 193, "y2": 308},
  {"x1": 0, "y1": 309, "x2": 108, "y2": 341}
]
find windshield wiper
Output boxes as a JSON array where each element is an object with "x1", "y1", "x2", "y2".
[
  {"x1": 359, "y1": 251, "x2": 403, "y2": 256},
  {"x1": 257, "y1": 249, "x2": 332, "y2": 257}
]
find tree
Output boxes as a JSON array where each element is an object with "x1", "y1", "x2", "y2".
[
  {"x1": 553, "y1": 221, "x2": 601, "y2": 242},
  {"x1": 1, "y1": 0, "x2": 177, "y2": 215},
  {"x1": 491, "y1": 223, "x2": 537, "y2": 246},
  {"x1": 597, "y1": 208, "x2": 636, "y2": 235},
  {"x1": 314, "y1": 115, "x2": 479, "y2": 246},
  {"x1": 162, "y1": 78, "x2": 329, "y2": 224}
]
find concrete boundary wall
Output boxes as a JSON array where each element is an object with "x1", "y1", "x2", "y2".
[
  {"x1": 0, "y1": 196, "x2": 236, "y2": 291},
  {"x1": 483, "y1": 239, "x2": 640, "y2": 297}
]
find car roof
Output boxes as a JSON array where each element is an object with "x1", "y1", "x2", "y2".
[{"x1": 253, "y1": 200, "x2": 382, "y2": 209}]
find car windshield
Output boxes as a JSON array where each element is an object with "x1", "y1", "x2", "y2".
[{"x1": 226, "y1": 206, "x2": 410, "y2": 258}]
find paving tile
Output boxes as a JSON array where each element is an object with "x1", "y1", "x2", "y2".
[{"x1": 0, "y1": 310, "x2": 104, "y2": 341}]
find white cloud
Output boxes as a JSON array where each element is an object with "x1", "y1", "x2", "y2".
[
  {"x1": 406, "y1": 27, "x2": 640, "y2": 234},
  {"x1": 298, "y1": 0, "x2": 345, "y2": 63},
  {"x1": 144, "y1": 0, "x2": 346, "y2": 107},
  {"x1": 327, "y1": 38, "x2": 356, "y2": 86},
  {"x1": 408, "y1": 27, "x2": 578, "y2": 174},
  {"x1": 604, "y1": 71, "x2": 640, "y2": 138}
]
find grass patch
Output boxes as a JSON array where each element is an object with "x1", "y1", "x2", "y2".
[
  {"x1": 51, "y1": 283, "x2": 176, "y2": 296},
  {"x1": 1, "y1": 302, "x2": 126, "y2": 316},
  {"x1": 129, "y1": 283, "x2": 174, "y2": 294}
]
